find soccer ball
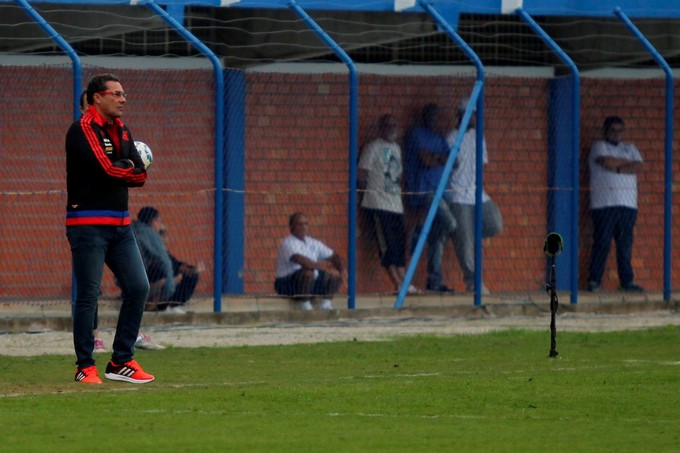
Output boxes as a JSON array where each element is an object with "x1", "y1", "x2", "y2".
[{"x1": 135, "y1": 141, "x2": 153, "y2": 170}]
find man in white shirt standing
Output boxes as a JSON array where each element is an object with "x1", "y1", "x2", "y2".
[
  {"x1": 445, "y1": 98, "x2": 503, "y2": 295},
  {"x1": 358, "y1": 114, "x2": 421, "y2": 294},
  {"x1": 587, "y1": 116, "x2": 644, "y2": 292},
  {"x1": 274, "y1": 212, "x2": 345, "y2": 310}
]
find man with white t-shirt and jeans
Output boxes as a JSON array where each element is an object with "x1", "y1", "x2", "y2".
[
  {"x1": 445, "y1": 99, "x2": 503, "y2": 295},
  {"x1": 587, "y1": 116, "x2": 644, "y2": 293},
  {"x1": 274, "y1": 212, "x2": 345, "y2": 310},
  {"x1": 358, "y1": 114, "x2": 421, "y2": 295}
]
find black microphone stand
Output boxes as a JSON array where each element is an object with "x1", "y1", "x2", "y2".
[
  {"x1": 543, "y1": 232, "x2": 562, "y2": 359},
  {"x1": 546, "y1": 255, "x2": 559, "y2": 358}
]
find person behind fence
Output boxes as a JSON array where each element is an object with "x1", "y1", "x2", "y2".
[
  {"x1": 274, "y1": 212, "x2": 345, "y2": 310},
  {"x1": 445, "y1": 98, "x2": 503, "y2": 295},
  {"x1": 133, "y1": 206, "x2": 202, "y2": 313},
  {"x1": 404, "y1": 102, "x2": 457, "y2": 293},
  {"x1": 587, "y1": 116, "x2": 644, "y2": 293},
  {"x1": 358, "y1": 114, "x2": 422, "y2": 295},
  {"x1": 66, "y1": 73, "x2": 154, "y2": 384}
]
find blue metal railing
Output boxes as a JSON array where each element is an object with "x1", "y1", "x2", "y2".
[
  {"x1": 14, "y1": 0, "x2": 82, "y2": 120},
  {"x1": 516, "y1": 8, "x2": 581, "y2": 304},
  {"x1": 14, "y1": 0, "x2": 83, "y2": 308},
  {"x1": 395, "y1": 0, "x2": 486, "y2": 309},
  {"x1": 288, "y1": 0, "x2": 359, "y2": 309},
  {"x1": 143, "y1": 0, "x2": 225, "y2": 312},
  {"x1": 615, "y1": 7, "x2": 674, "y2": 302}
]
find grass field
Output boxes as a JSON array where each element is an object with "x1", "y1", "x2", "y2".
[{"x1": 1, "y1": 327, "x2": 680, "y2": 452}]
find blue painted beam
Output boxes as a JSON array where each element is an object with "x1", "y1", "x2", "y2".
[
  {"x1": 520, "y1": 0, "x2": 680, "y2": 17},
  {"x1": 4, "y1": 0, "x2": 680, "y2": 18}
]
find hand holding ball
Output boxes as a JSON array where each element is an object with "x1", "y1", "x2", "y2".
[{"x1": 135, "y1": 141, "x2": 153, "y2": 170}]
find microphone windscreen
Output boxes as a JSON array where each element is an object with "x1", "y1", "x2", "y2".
[{"x1": 544, "y1": 232, "x2": 563, "y2": 257}]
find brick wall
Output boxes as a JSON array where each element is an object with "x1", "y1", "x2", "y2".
[
  {"x1": 244, "y1": 73, "x2": 550, "y2": 293},
  {"x1": 0, "y1": 66, "x2": 215, "y2": 300},
  {"x1": 580, "y1": 78, "x2": 673, "y2": 291},
  {"x1": 0, "y1": 66, "x2": 676, "y2": 300}
]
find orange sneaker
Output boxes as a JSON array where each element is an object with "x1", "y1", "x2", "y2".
[
  {"x1": 104, "y1": 359, "x2": 155, "y2": 384},
  {"x1": 75, "y1": 365, "x2": 103, "y2": 384}
]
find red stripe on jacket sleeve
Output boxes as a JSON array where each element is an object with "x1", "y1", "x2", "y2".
[{"x1": 81, "y1": 116, "x2": 147, "y2": 184}]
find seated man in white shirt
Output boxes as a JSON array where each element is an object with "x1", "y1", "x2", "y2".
[{"x1": 274, "y1": 212, "x2": 345, "y2": 310}]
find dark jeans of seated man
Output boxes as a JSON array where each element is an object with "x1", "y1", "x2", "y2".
[
  {"x1": 274, "y1": 268, "x2": 341, "y2": 301},
  {"x1": 146, "y1": 258, "x2": 199, "y2": 311}
]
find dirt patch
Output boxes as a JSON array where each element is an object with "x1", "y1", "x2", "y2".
[{"x1": 2, "y1": 310, "x2": 680, "y2": 357}]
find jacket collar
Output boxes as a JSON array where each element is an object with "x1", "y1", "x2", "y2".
[{"x1": 87, "y1": 105, "x2": 125, "y2": 129}]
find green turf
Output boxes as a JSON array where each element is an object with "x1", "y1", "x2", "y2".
[{"x1": 2, "y1": 327, "x2": 680, "y2": 452}]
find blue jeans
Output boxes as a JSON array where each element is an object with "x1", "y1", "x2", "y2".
[
  {"x1": 424, "y1": 198, "x2": 457, "y2": 289},
  {"x1": 589, "y1": 207, "x2": 637, "y2": 287},
  {"x1": 67, "y1": 225, "x2": 149, "y2": 367},
  {"x1": 449, "y1": 201, "x2": 503, "y2": 288}
]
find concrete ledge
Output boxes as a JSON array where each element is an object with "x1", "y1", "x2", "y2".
[{"x1": 1, "y1": 294, "x2": 677, "y2": 333}]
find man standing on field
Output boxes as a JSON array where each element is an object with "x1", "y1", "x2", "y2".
[{"x1": 65, "y1": 73, "x2": 154, "y2": 384}]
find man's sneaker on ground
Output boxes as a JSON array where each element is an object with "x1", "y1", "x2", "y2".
[
  {"x1": 587, "y1": 281, "x2": 601, "y2": 292},
  {"x1": 104, "y1": 359, "x2": 155, "y2": 384},
  {"x1": 297, "y1": 300, "x2": 313, "y2": 311},
  {"x1": 466, "y1": 284, "x2": 490, "y2": 295},
  {"x1": 165, "y1": 305, "x2": 186, "y2": 314},
  {"x1": 406, "y1": 284, "x2": 423, "y2": 295},
  {"x1": 75, "y1": 365, "x2": 102, "y2": 384},
  {"x1": 135, "y1": 333, "x2": 165, "y2": 350},
  {"x1": 619, "y1": 283, "x2": 644, "y2": 293},
  {"x1": 318, "y1": 299, "x2": 333, "y2": 310},
  {"x1": 94, "y1": 338, "x2": 107, "y2": 353}
]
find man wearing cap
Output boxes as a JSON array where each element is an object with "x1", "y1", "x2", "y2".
[
  {"x1": 445, "y1": 98, "x2": 503, "y2": 295},
  {"x1": 133, "y1": 206, "x2": 201, "y2": 312}
]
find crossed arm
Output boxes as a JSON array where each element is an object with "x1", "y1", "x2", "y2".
[{"x1": 596, "y1": 156, "x2": 643, "y2": 174}]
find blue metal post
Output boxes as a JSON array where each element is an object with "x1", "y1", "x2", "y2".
[
  {"x1": 516, "y1": 8, "x2": 581, "y2": 304},
  {"x1": 614, "y1": 7, "x2": 674, "y2": 302},
  {"x1": 14, "y1": 0, "x2": 83, "y2": 308},
  {"x1": 144, "y1": 0, "x2": 225, "y2": 312},
  {"x1": 289, "y1": 0, "x2": 359, "y2": 309},
  {"x1": 395, "y1": 0, "x2": 486, "y2": 309},
  {"x1": 223, "y1": 70, "x2": 246, "y2": 296},
  {"x1": 546, "y1": 77, "x2": 574, "y2": 292}
]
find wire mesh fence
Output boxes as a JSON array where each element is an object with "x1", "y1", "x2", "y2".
[{"x1": 0, "y1": 3, "x2": 676, "y2": 308}]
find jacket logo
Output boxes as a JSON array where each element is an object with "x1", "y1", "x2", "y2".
[
  {"x1": 103, "y1": 138, "x2": 113, "y2": 154},
  {"x1": 122, "y1": 131, "x2": 129, "y2": 141}
]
